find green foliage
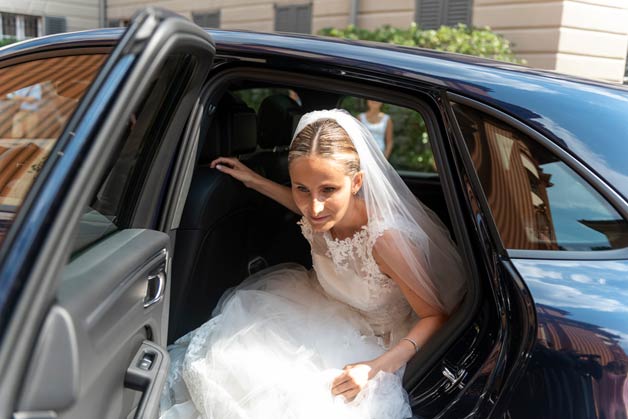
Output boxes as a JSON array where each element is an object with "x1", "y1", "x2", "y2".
[
  {"x1": 0, "y1": 38, "x2": 17, "y2": 48},
  {"x1": 318, "y1": 23, "x2": 524, "y2": 64},
  {"x1": 339, "y1": 97, "x2": 435, "y2": 172}
]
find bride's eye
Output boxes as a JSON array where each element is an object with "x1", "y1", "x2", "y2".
[
  {"x1": 296, "y1": 185, "x2": 309, "y2": 193},
  {"x1": 322, "y1": 187, "x2": 336, "y2": 194}
]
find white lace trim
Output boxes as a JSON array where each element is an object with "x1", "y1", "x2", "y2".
[{"x1": 298, "y1": 217, "x2": 393, "y2": 289}]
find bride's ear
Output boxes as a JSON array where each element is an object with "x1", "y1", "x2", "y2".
[{"x1": 352, "y1": 171, "x2": 364, "y2": 195}]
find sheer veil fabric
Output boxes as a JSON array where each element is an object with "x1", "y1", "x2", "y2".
[
  {"x1": 293, "y1": 109, "x2": 467, "y2": 314},
  {"x1": 159, "y1": 109, "x2": 467, "y2": 419}
]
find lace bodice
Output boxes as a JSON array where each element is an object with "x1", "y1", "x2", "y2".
[{"x1": 298, "y1": 218, "x2": 415, "y2": 344}]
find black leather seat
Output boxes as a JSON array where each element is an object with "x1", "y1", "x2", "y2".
[
  {"x1": 252, "y1": 94, "x2": 303, "y2": 185},
  {"x1": 247, "y1": 94, "x2": 310, "y2": 269},
  {"x1": 168, "y1": 93, "x2": 261, "y2": 342}
]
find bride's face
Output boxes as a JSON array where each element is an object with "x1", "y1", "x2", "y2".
[{"x1": 290, "y1": 156, "x2": 361, "y2": 232}]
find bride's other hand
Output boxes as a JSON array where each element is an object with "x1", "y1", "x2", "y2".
[
  {"x1": 210, "y1": 157, "x2": 259, "y2": 188},
  {"x1": 331, "y1": 362, "x2": 376, "y2": 401}
]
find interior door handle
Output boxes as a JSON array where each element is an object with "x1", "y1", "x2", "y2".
[
  {"x1": 125, "y1": 340, "x2": 170, "y2": 419},
  {"x1": 144, "y1": 270, "x2": 166, "y2": 308}
]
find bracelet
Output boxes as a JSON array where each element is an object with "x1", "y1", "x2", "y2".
[{"x1": 401, "y1": 337, "x2": 419, "y2": 353}]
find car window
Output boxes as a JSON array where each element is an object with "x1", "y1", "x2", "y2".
[
  {"x1": 452, "y1": 102, "x2": 628, "y2": 251},
  {"x1": 339, "y1": 96, "x2": 436, "y2": 175},
  {"x1": 70, "y1": 53, "x2": 199, "y2": 255},
  {"x1": 0, "y1": 54, "x2": 107, "y2": 245}
]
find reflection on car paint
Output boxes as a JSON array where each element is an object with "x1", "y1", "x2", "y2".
[{"x1": 511, "y1": 259, "x2": 628, "y2": 418}]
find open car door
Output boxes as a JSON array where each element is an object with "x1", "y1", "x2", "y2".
[{"x1": 0, "y1": 8, "x2": 214, "y2": 419}]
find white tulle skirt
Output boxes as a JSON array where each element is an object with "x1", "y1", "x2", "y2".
[{"x1": 159, "y1": 264, "x2": 412, "y2": 419}]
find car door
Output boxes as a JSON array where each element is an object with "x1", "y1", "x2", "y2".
[{"x1": 0, "y1": 8, "x2": 214, "y2": 419}]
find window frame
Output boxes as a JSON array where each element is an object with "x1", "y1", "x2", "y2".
[{"x1": 447, "y1": 92, "x2": 628, "y2": 260}]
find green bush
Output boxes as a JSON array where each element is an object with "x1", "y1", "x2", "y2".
[
  {"x1": 0, "y1": 38, "x2": 17, "y2": 48},
  {"x1": 318, "y1": 23, "x2": 524, "y2": 64}
]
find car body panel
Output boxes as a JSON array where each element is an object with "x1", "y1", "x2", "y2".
[{"x1": 508, "y1": 258, "x2": 628, "y2": 419}]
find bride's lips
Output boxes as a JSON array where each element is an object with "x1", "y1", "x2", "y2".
[{"x1": 309, "y1": 215, "x2": 330, "y2": 224}]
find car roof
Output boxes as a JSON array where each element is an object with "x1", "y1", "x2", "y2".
[{"x1": 3, "y1": 28, "x2": 628, "y2": 200}]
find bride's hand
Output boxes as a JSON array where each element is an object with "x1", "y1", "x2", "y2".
[
  {"x1": 331, "y1": 361, "x2": 378, "y2": 401},
  {"x1": 210, "y1": 157, "x2": 260, "y2": 188}
]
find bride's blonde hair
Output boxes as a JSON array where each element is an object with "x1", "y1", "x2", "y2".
[{"x1": 289, "y1": 119, "x2": 360, "y2": 176}]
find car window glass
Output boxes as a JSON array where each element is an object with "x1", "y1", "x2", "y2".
[
  {"x1": 452, "y1": 102, "x2": 628, "y2": 251},
  {"x1": 70, "y1": 53, "x2": 198, "y2": 255},
  {"x1": 338, "y1": 96, "x2": 436, "y2": 175},
  {"x1": 0, "y1": 54, "x2": 106, "y2": 245},
  {"x1": 235, "y1": 87, "x2": 295, "y2": 112}
]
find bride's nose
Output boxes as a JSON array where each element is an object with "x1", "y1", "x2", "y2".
[{"x1": 311, "y1": 198, "x2": 324, "y2": 216}]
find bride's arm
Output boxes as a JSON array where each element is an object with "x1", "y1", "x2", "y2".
[
  {"x1": 331, "y1": 231, "x2": 449, "y2": 400},
  {"x1": 210, "y1": 156, "x2": 301, "y2": 214}
]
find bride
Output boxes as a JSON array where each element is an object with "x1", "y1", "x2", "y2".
[{"x1": 160, "y1": 109, "x2": 467, "y2": 418}]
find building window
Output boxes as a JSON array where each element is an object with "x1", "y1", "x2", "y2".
[
  {"x1": 108, "y1": 18, "x2": 130, "y2": 27},
  {"x1": 45, "y1": 16, "x2": 66, "y2": 35},
  {"x1": 192, "y1": 11, "x2": 220, "y2": 28},
  {"x1": 1, "y1": 13, "x2": 17, "y2": 37},
  {"x1": 275, "y1": 4, "x2": 312, "y2": 34},
  {"x1": 24, "y1": 15, "x2": 39, "y2": 38},
  {"x1": 415, "y1": 0, "x2": 472, "y2": 30}
]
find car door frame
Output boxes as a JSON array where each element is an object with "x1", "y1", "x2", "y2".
[{"x1": 0, "y1": 8, "x2": 214, "y2": 418}]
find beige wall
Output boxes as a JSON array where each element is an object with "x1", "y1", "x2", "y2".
[
  {"x1": 107, "y1": 0, "x2": 413, "y2": 34},
  {"x1": 0, "y1": 0, "x2": 100, "y2": 33},
  {"x1": 473, "y1": 0, "x2": 628, "y2": 83},
  {"x1": 105, "y1": 0, "x2": 628, "y2": 83}
]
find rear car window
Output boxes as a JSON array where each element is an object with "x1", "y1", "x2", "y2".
[
  {"x1": 452, "y1": 102, "x2": 628, "y2": 251},
  {"x1": 339, "y1": 96, "x2": 436, "y2": 175},
  {"x1": 0, "y1": 54, "x2": 106, "y2": 243}
]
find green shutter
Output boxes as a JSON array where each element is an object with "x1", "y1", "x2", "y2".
[
  {"x1": 192, "y1": 11, "x2": 220, "y2": 28},
  {"x1": 416, "y1": 0, "x2": 472, "y2": 29},
  {"x1": 276, "y1": 4, "x2": 311, "y2": 33},
  {"x1": 416, "y1": 0, "x2": 442, "y2": 30},
  {"x1": 445, "y1": 0, "x2": 472, "y2": 26},
  {"x1": 45, "y1": 16, "x2": 66, "y2": 35}
]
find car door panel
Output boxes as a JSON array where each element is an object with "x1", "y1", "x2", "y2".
[
  {"x1": 16, "y1": 230, "x2": 169, "y2": 419},
  {"x1": 0, "y1": 8, "x2": 214, "y2": 419}
]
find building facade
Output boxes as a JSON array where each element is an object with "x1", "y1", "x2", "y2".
[
  {"x1": 1, "y1": 1, "x2": 627, "y2": 83},
  {"x1": 0, "y1": 0, "x2": 102, "y2": 41}
]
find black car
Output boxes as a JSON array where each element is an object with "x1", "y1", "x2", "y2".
[{"x1": 0, "y1": 8, "x2": 626, "y2": 419}]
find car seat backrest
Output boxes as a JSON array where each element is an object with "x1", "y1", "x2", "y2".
[
  {"x1": 254, "y1": 94, "x2": 303, "y2": 184},
  {"x1": 169, "y1": 92, "x2": 259, "y2": 342}
]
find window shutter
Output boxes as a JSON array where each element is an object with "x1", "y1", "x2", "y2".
[
  {"x1": 275, "y1": 6, "x2": 294, "y2": 32},
  {"x1": 416, "y1": 0, "x2": 442, "y2": 30},
  {"x1": 296, "y1": 5, "x2": 312, "y2": 34},
  {"x1": 444, "y1": 0, "x2": 472, "y2": 26},
  {"x1": 275, "y1": 4, "x2": 312, "y2": 33},
  {"x1": 192, "y1": 11, "x2": 220, "y2": 28},
  {"x1": 45, "y1": 16, "x2": 66, "y2": 35}
]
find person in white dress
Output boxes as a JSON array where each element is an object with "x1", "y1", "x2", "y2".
[
  {"x1": 358, "y1": 100, "x2": 393, "y2": 159},
  {"x1": 159, "y1": 109, "x2": 467, "y2": 419}
]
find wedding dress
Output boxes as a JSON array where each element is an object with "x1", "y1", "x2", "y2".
[{"x1": 160, "y1": 216, "x2": 419, "y2": 419}]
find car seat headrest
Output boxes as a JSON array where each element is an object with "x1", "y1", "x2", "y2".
[{"x1": 257, "y1": 94, "x2": 302, "y2": 150}]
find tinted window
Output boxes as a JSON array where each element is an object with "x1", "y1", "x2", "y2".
[
  {"x1": 72, "y1": 53, "x2": 198, "y2": 254},
  {"x1": 0, "y1": 54, "x2": 106, "y2": 244},
  {"x1": 453, "y1": 102, "x2": 628, "y2": 251}
]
